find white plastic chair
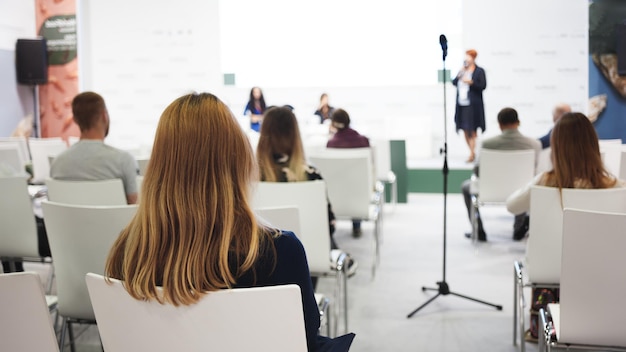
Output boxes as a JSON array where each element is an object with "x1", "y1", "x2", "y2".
[
  {"x1": 0, "y1": 176, "x2": 53, "y2": 285},
  {"x1": 470, "y1": 149, "x2": 535, "y2": 240},
  {"x1": 85, "y1": 273, "x2": 307, "y2": 352},
  {"x1": 599, "y1": 139, "x2": 622, "y2": 177},
  {"x1": 0, "y1": 144, "x2": 25, "y2": 174},
  {"x1": 539, "y1": 208, "x2": 626, "y2": 351},
  {"x1": 619, "y1": 148, "x2": 626, "y2": 181},
  {"x1": 252, "y1": 180, "x2": 350, "y2": 336},
  {"x1": 0, "y1": 272, "x2": 59, "y2": 352},
  {"x1": 308, "y1": 148, "x2": 383, "y2": 273},
  {"x1": 135, "y1": 175, "x2": 144, "y2": 202},
  {"x1": 536, "y1": 147, "x2": 552, "y2": 174},
  {"x1": 0, "y1": 136, "x2": 30, "y2": 169},
  {"x1": 45, "y1": 178, "x2": 127, "y2": 206},
  {"x1": 371, "y1": 139, "x2": 397, "y2": 210},
  {"x1": 513, "y1": 186, "x2": 626, "y2": 351},
  {"x1": 28, "y1": 138, "x2": 68, "y2": 183},
  {"x1": 41, "y1": 201, "x2": 138, "y2": 352},
  {"x1": 136, "y1": 158, "x2": 149, "y2": 176},
  {"x1": 255, "y1": 205, "x2": 331, "y2": 336}
]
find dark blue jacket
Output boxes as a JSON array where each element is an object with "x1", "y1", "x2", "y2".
[{"x1": 453, "y1": 65, "x2": 487, "y2": 133}]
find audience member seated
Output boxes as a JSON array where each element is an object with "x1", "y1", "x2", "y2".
[
  {"x1": 326, "y1": 109, "x2": 370, "y2": 238},
  {"x1": 105, "y1": 93, "x2": 355, "y2": 352},
  {"x1": 461, "y1": 107, "x2": 541, "y2": 242},
  {"x1": 506, "y1": 111, "x2": 623, "y2": 343},
  {"x1": 256, "y1": 106, "x2": 357, "y2": 279},
  {"x1": 507, "y1": 111, "x2": 624, "y2": 214},
  {"x1": 50, "y1": 92, "x2": 139, "y2": 204},
  {"x1": 243, "y1": 86, "x2": 267, "y2": 132},
  {"x1": 314, "y1": 93, "x2": 335, "y2": 124},
  {"x1": 538, "y1": 103, "x2": 572, "y2": 149}
]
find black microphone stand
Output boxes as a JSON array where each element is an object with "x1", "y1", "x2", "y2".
[{"x1": 407, "y1": 36, "x2": 502, "y2": 318}]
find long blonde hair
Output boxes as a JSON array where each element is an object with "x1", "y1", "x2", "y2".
[
  {"x1": 545, "y1": 112, "x2": 616, "y2": 189},
  {"x1": 256, "y1": 106, "x2": 307, "y2": 182},
  {"x1": 106, "y1": 93, "x2": 274, "y2": 306}
]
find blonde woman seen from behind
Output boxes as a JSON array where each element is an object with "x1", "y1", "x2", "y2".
[{"x1": 105, "y1": 93, "x2": 354, "y2": 352}]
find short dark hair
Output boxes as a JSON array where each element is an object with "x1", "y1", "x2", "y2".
[
  {"x1": 497, "y1": 107, "x2": 519, "y2": 126},
  {"x1": 72, "y1": 92, "x2": 106, "y2": 132},
  {"x1": 331, "y1": 108, "x2": 350, "y2": 130}
]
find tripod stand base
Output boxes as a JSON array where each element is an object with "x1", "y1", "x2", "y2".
[{"x1": 406, "y1": 281, "x2": 503, "y2": 318}]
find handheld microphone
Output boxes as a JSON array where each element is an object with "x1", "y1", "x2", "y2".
[{"x1": 439, "y1": 34, "x2": 448, "y2": 60}]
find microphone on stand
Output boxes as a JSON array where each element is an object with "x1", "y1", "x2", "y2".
[{"x1": 439, "y1": 34, "x2": 448, "y2": 60}]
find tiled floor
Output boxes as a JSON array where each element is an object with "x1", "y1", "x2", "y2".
[{"x1": 24, "y1": 193, "x2": 543, "y2": 352}]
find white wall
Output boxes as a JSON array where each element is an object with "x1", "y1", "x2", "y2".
[
  {"x1": 77, "y1": 0, "x2": 222, "y2": 154},
  {"x1": 464, "y1": 0, "x2": 589, "y2": 144},
  {"x1": 0, "y1": 0, "x2": 36, "y2": 136},
  {"x1": 219, "y1": 0, "x2": 463, "y2": 87},
  {"x1": 76, "y1": 0, "x2": 588, "y2": 164}
]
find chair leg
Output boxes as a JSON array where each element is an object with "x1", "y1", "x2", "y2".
[
  {"x1": 513, "y1": 265, "x2": 518, "y2": 346},
  {"x1": 46, "y1": 263, "x2": 55, "y2": 294},
  {"x1": 59, "y1": 318, "x2": 67, "y2": 352},
  {"x1": 392, "y1": 180, "x2": 397, "y2": 211},
  {"x1": 519, "y1": 283, "x2": 526, "y2": 352},
  {"x1": 342, "y1": 268, "x2": 348, "y2": 335},
  {"x1": 333, "y1": 274, "x2": 340, "y2": 338},
  {"x1": 68, "y1": 321, "x2": 76, "y2": 352},
  {"x1": 470, "y1": 195, "x2": 479, "y2": 242}
]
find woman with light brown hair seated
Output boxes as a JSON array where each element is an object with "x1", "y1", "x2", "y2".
[
  {"x1": 507, "y1": 111, "x2": 624, "y2": 219},
  {"x1": 105, "y1": 93, "x2": 354, "y2": 351}
]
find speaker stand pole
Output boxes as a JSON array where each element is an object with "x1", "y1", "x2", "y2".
[
  {"x1": 407, "y1": 38, "x2": 502, "y2": 319},
  {"x1": 32, "y1": 84, "x2": 41, "y2": 138}
]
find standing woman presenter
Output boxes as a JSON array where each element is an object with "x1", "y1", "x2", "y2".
[{"x1": 452, "y1": 49, "x2": 487, "y2": 162}]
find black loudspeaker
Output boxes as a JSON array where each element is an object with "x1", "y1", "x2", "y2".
[
  {"x1": 618, "y1": 23, "x2": 626, "y2": 76},
  {"x1": 15, "y1": 38, "x2": 49, "y2": 85}
]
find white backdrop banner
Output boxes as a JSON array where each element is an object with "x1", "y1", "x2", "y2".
[
  {"x1": 463, "y1": 0, "x2": 588, "y2": 141},
  {"x1": 77, "y1": 0, "x2": 222, "y2": 153}
]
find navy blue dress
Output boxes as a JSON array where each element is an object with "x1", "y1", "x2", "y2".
[{"x1": 452, "y1": 65, "x2": 487, "y2": 133}]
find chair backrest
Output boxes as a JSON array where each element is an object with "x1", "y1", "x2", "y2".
[
  {"x1": 135, "y1": 175, "x2": 144, "y2": 202},
  {"x1": 252, "y1": 181, "x2": 331, "y2": 274},
  {"x1": 371, "y1": 139, "x2": 392, "y2": 180},
  {"x1": 598, "y1": 139, "x2": 622, "y2": 177},
  {"x1": 0, "y1": 136, "x2": 30, "y2": 167},
  {"x1": 0, "y1": 144, "x2": 24, "y2": 174},
  {"x1": 619, "y1": 149, "x2": 626, "y2": 181},
  {"x1": 256, "y1": 206, "x2": 301, "y2": 236},
  {"x1": 558, "y1": 208, "x2": 626, "y2": 347},
  {"x1": 29, "y1": 138, "x2": 68, "y2": 183},
  {"x1": 85, "y1": 273, "x2": 307, "y2": 352},
  {"x1": 41, "y1": 201, "x2": 137, "y2": 319},
  {"x1": 46, "y1": 178, "x2": 127, "y2": 205},
  {"x1": 0, "y1": 272, "x2": 59, "y2": 352},
  {"x1": 478, "y1": 149, "x2": 535, "y2": 203},
  {"x1": 526, "y1": 186, "x2": 626, "y2": 284},
  {"x1": 309, "y1": 148, "x2": 373, "y2": 219},
  {"x1": 536, "y1": 147, "x2": 552, "y2": 174},
  {"x1": 0, "y1": 176, "x2": 40, "y2": 258},
  {"x1": 136, "y1": 158, "x2": 149, "y2": 176}
]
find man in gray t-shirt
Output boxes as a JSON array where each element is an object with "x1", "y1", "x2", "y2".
[{"x1": 50, "y1": 92, "x2": 138, "y2": 204}]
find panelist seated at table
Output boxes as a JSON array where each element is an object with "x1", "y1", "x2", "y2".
[{"x1": 50, "y1": 92, "x2": 139, "y2": 205}]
